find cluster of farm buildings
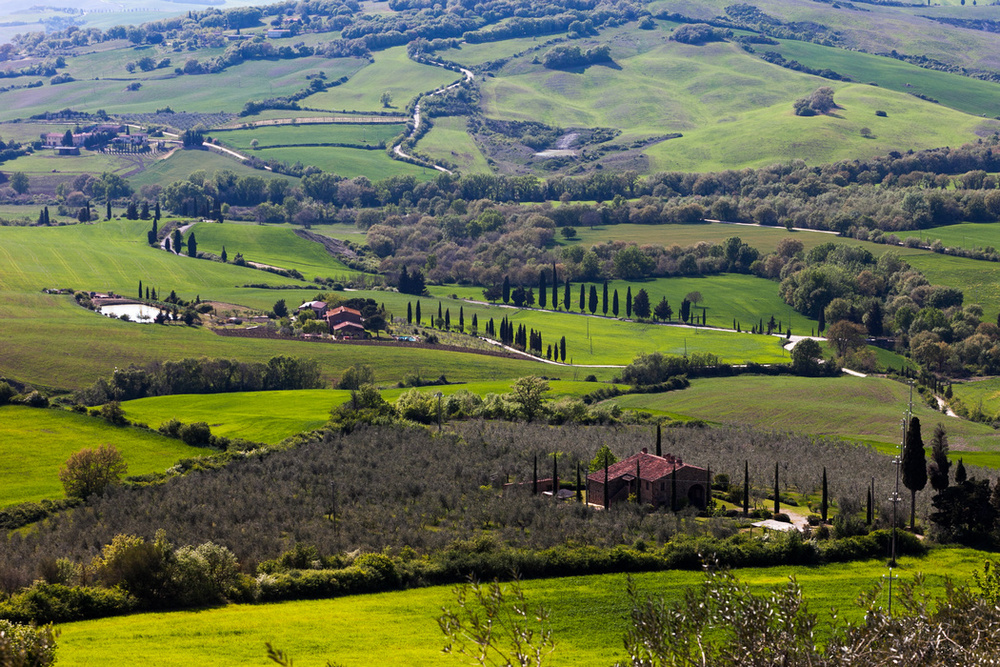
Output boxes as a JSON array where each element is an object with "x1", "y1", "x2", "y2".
[
  {"x1": 297, "y1": 300, "x2": 367, "y2": 338},
  {"x1": 41, "y1": 124, "x2": 151, "y2": 155}
]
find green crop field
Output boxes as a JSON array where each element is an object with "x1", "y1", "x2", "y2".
[
  {"x1": 253, "y1": 145, "x2": 436, "y2": 180},
  {"x1": 478, "y1": 25, "x2": 995, "y2": 172},
  {"x1": 0, "y1": 150, "x2": 133, "y2": 176},
  {"x1": 911, "y1": 222, "x2": 1000, "y2": 253},
  {"x1": 215, "y1": 123, "x2": 406, "y2": 150},
  {"x1": 439, "y1": 36, "x2": 563, "y2": 66},
  {"x1": 126, "y1": 148, "x2": 298, "y2": 190},
  {"x1": 416, "y1": 116, "x2": 491, "y2": 174},
  {"x1": 55, "y1": 548, "x2": 990, "y2": 666},
  {"x1": 425, "y1": 272, "x2": 818, "y2": 336},
  {"x1": 762, "y1": 38, "x2": 1000, "y2": 118},
  {"x1": 0, "y1": 55, "x2": 367, "y2": 122},
  {"x1": 0, "y1": 220, "x2": 561, "y2": 389},
  {"x1": 303, "y1": 47, "x2": 461, "y2": 113},
  {"x1": 188, "y1": 223, "x2": 358, "y2": 279},
  {"x1": 612, "y1": 374, "x2": 1000, "y2": 462},
  {"x1": 950, "y1": 378, "x2": 1000, "y2": 419},
  {"x1": 0, "y1": 405, "x2": 207, "y2": 507},
  {"x1": 119, "y1": 381, "x2": 618, "y2": 444}
]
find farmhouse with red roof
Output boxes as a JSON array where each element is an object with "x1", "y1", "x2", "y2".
[
  {"x1": 587, "y1": 448, "x2": 710, "y2": 510},
  {"x1": 325, "y1": 305, "x2": 364, "y2": 337}
]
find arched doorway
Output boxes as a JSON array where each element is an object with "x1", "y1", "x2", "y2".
[{"x1": 687, "y1": 484, "x2": 706, "y2": 509}]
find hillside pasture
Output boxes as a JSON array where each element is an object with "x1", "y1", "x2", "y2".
[
  {"x1": 0, "y1": 405, "x2": 207, "y2": 507},
  {"x1": 55, "y1": 550, "x2": 989, "y2": 666},
  {"x1": 612, "y1": 374, "x2": 1000, "y2": 460},
  {"x1": 119, "y1": 381, "x2": 616, "y2": 444},
  {"x1": 567, "y1": 222, "x2": 850, "y2": 253},
  {"x1": 126, "y1": 148, "x2": 298, "y2": 190},
  {"x1": 252, "y1": 145, "x2": 435, "y2": 180},
  {"x1": 415, "y1": 115, "x2": 491, "y2": 174},
  {"x1": 215, "y1": 123, "x2": 406, "y2": 150},
  {"x1": 189, "y1": 222, "x2": 358, "y2": 278},
  {"x1": 302, "y1": 46, "x2": 461, "y2": 113}
]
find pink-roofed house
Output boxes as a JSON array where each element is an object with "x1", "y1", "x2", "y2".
[{"x1": 587, "y1": 448, "x2": 710, "y2": 510}]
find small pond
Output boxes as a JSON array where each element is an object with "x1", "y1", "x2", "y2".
[{"x1": 98, "y1": 303, "x2": 165, "y2": 323}]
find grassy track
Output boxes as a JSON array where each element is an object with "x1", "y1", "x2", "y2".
[
  {"x1": 0, "y1": 405, "x2": 207, "y2": 506},
  {"x1": 612, "y1": 375, "x2": 1000, "y2": 461},
  {"x1": 55, "y1": 548, "x2": 989, "y2": 666}
]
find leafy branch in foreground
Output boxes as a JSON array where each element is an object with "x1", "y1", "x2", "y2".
[{"x1": 438, "y1": 575, "x2": 555, "y2": 667}]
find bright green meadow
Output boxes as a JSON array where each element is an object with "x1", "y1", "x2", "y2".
[
  {"x1": 55, "y1": 548, "x2": 989, "y2": 666},
  {"x1": 0, "y1": 405, "x2": 206, "y2": 507}
]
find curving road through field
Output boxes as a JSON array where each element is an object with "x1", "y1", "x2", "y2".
[{"x1": 392, "y1": 61, "x2": 475, "y2": 174}]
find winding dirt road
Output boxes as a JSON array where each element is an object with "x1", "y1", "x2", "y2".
[{"x1": 393, "y1": 61, "x2": 475, "y2": 173}]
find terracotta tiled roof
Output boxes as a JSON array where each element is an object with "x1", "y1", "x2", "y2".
[
  {"x1": 587, "y1": 451, "x2": 705, "y2": 483},
  {"x1": 326, "y1": 306, "x2": 362, "y2": 317}
]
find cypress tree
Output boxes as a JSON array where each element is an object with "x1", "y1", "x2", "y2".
[
  {"x1": 901, "y1": 416, "x2": 927, "y2": 531},
  {"x1": 533, "y1": 455, "x2": 538, "y2": 495},
  {"x1": 145, "y1": 287, "x2": 149, "y2": 300},
  {"x1": 539, "y1": 270, "x2": 547, "y2": 308},
  {"x1": 154, "y1": 201, "x2": 160, "y2": 221},
  {"x1": 187, "y1": 232, "x2": 197, "y2": 257},
  {"x1": 459, "y1": 306, "x2": 464, "y2": 332},
  {"x1": 221, "y1": 245, "x2": 227, "y2": 262},
  {"x1": 602, "y1": 281, "x2": 609, "y2": 315},
  {"x1": 579, "y1": 283, "x2": 585, "y2": 311},
  {"x1": 588, "y1": 284, "x2": 598, "y2": 314},
  {"x1": 604, "y1": 452, "x2": 610, "y2": 510},
  {"x1": 138, "y1": 280, "x2": 142, "y2": 299},
  {"x1": 818, "y1": 308, "x2": 826, "y2": 334},
  {"x1": 613, "y1": 289, "x2": 619, "y2": 317},
  {"x1": 551, "y1": 262, "x2": 558, "y2": 309},
  {"x1": 106, "y1": 200, "x2": 112, "y2": 220},
  {"x1": 929, "y1": 423, "x2": 951, "y2": 491},
  {"x1": 774, "y1": 462, "x2": 780, "y2": 515},
  {"x1": 956, "y1": 458, "x2": 967, "y2": 484},
  {"x1": 626, "y1": 286, "x2": 632, "y2": 318},
  {"x1": 438, "y1": 301, "x2": 443, "y2": 324},
  {"x1": 559, "y1": 336, "x2": 566, "y2": 362},
  {"x1": 445, "y1": 308, "x2": 450, "y2": 330},
  {"x1": 821, "y1": 467, "x2": 828, "y2": 522},
  {"x1": 502, "y1": 275, "x2": 510, "y2": 304},
  {"x1": 407, "y1": 302, "x2": 413, "y2": 324},
  {"x1": 866, "y1": 487, "x2": 873, "y2": 525},
  {"x1": 552, "y1": 453, "x2": 558, "y2": 501},
  {"x1": 472, "y1": 313, "x2": 478, "y2": 333},
  {"x1": 415, "y1": 301, "x2": 421, "y2": 325},
  {"x1": 743, "y1": 460, "x2": 749, "y2": 517},
  {"x1": 563, "y1": 278, "x2": 571, "y2": 311},
  {"x1": 164, "y1": 237, "x2": 171, "y2": 252},
  {"x1": 655, "y1": 422, "x2": 661, "y2": 457}
]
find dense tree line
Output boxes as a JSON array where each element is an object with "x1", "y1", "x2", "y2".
[{"x1": 73, "y1": 356, "x2": 324, "y2": 405}]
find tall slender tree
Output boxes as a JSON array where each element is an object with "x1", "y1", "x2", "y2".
[
  {"x1": 613, "y1": 289, "x2": 619, "y2": 317},
  {"x1": 626, "y1": 286, "x2": 632, "y2": 318},
  {"x1": 138, "y1": 280, "x2": 143, "y2": 300},
  {"x1": 655, "y1": 422, "x2": 662, "y2": 457},
  {"x1": 821, "y1": 467, "x2": 828, "y2": 523},
  {"x1": 106, "y1": 200, "x2": 112, "y2": 220},
  {"x1": 551, "y1": 263, "x2": 558, "y2": 309},
  {"x1": 588, "y1": 284, "x2": 598, "y2": 314},
  {"x1": 902, "y1": 416, "x2": 927, "y2": 531},
  {"x1": 774, "y1": 462, "x2": 780, "y2": 515},
  {"x1": 563, "y1": 278, "x2": 571, "y2": 311},
  {"x1": 928, "y1": 423, "x2": 951, "y2": 491},
  {"x1": 502, "y1": 276, "x2": 510, "y2": 304},
  {"x1": 579, "y1": 283, "x2": 585, "y2": 312},
  {"x1": 415, "y1": 301, "x2": 422, "y2": 326},
  {"x1": 187, "y1": 232, "x2": 197, "y2": 257},
  {"x1": 602, "y1": 281, "x2": 609, "y2": 315},
  {"x1": 743, "y1": 460, "x2": 750, "y2": 517}
]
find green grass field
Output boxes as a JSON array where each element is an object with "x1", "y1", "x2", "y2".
[
  {"x1": 0, "y1": 405, "x2": 207, "y2": 507},
  {"x1": 119, "y1": 381, "x2": 617, "y2": 444},
  {"x1": 0, "y1": 55, "x2": 367, "y2": 122},
  {"x1": 127, "y1": 149, "x2": 298, "y2": 190},
  {"x1": 188, "y1": 223, "x2": 357, "y2": 279},
  {"x1": 570, "y1": 223, "x2": 850, "y2": 253},
  {"x1": 0, "y1": 220, "x2": 562, "y2": 389},
  {"x1": 303, "y1": 46, "x2": 460, "y2": 113},
  {"x1": 0, "y1": 150, "x2": 133, "y2": 177},
  {"x1": 762, "y1": 38, "x2": 1000, "y2": 117},
  {"x1": 253, "y1": 145, "x2": 436, "y2": 180},
  {"x1": 215, "y1": 123, "x2": 406, "y2": 150},
  {"x1": 416, "y1": 116, "x2": 491, "y2": 174},
  {"x1": 54, "y1": 548, "x2": 990, "y2": 666},
  {"x1": 612, "y1": 374, "x2": 1000, "y2": 462},
  {"x1": 479, "y1": 25, "x2": 995, "y2": 171},
  {"x1": 438, "y1": 36, "x2": 561, "y2": 66}
]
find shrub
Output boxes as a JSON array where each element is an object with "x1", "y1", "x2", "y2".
[
  {"x1": 92, "y1": 533, "x2": 173, "y2": 602},
  {"x1": 0, "y1": 583, "x2": 134, "y2": 623},
  {"x1": 0, "y1": 381, "x2": 14, "y2": 405},
  {"x1": 0, "y1": 619, "x2": 58, "y2": 665},
  {"x1": 337, "y1": 364, "x2": 376, "y2": 390},
  {"x1": 170, "y1": 541, "x2": 243, "y2": 606},
  {"x1": 99, "y1": 401, "x2": 129, "y2": 426},
  {"x1": 178, "y1": 422, "x2": 212, "y2": 446},
  {"x1": 158, "y1": 419, "x2": 182, "y2": 437},
  {"x1": 58, "y1": 444, "x2": 128, "y2": 499}
]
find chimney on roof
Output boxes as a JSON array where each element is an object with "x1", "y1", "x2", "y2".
[{"x1": 641, "y1": 447, "x2": 648, "y2": 454}]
